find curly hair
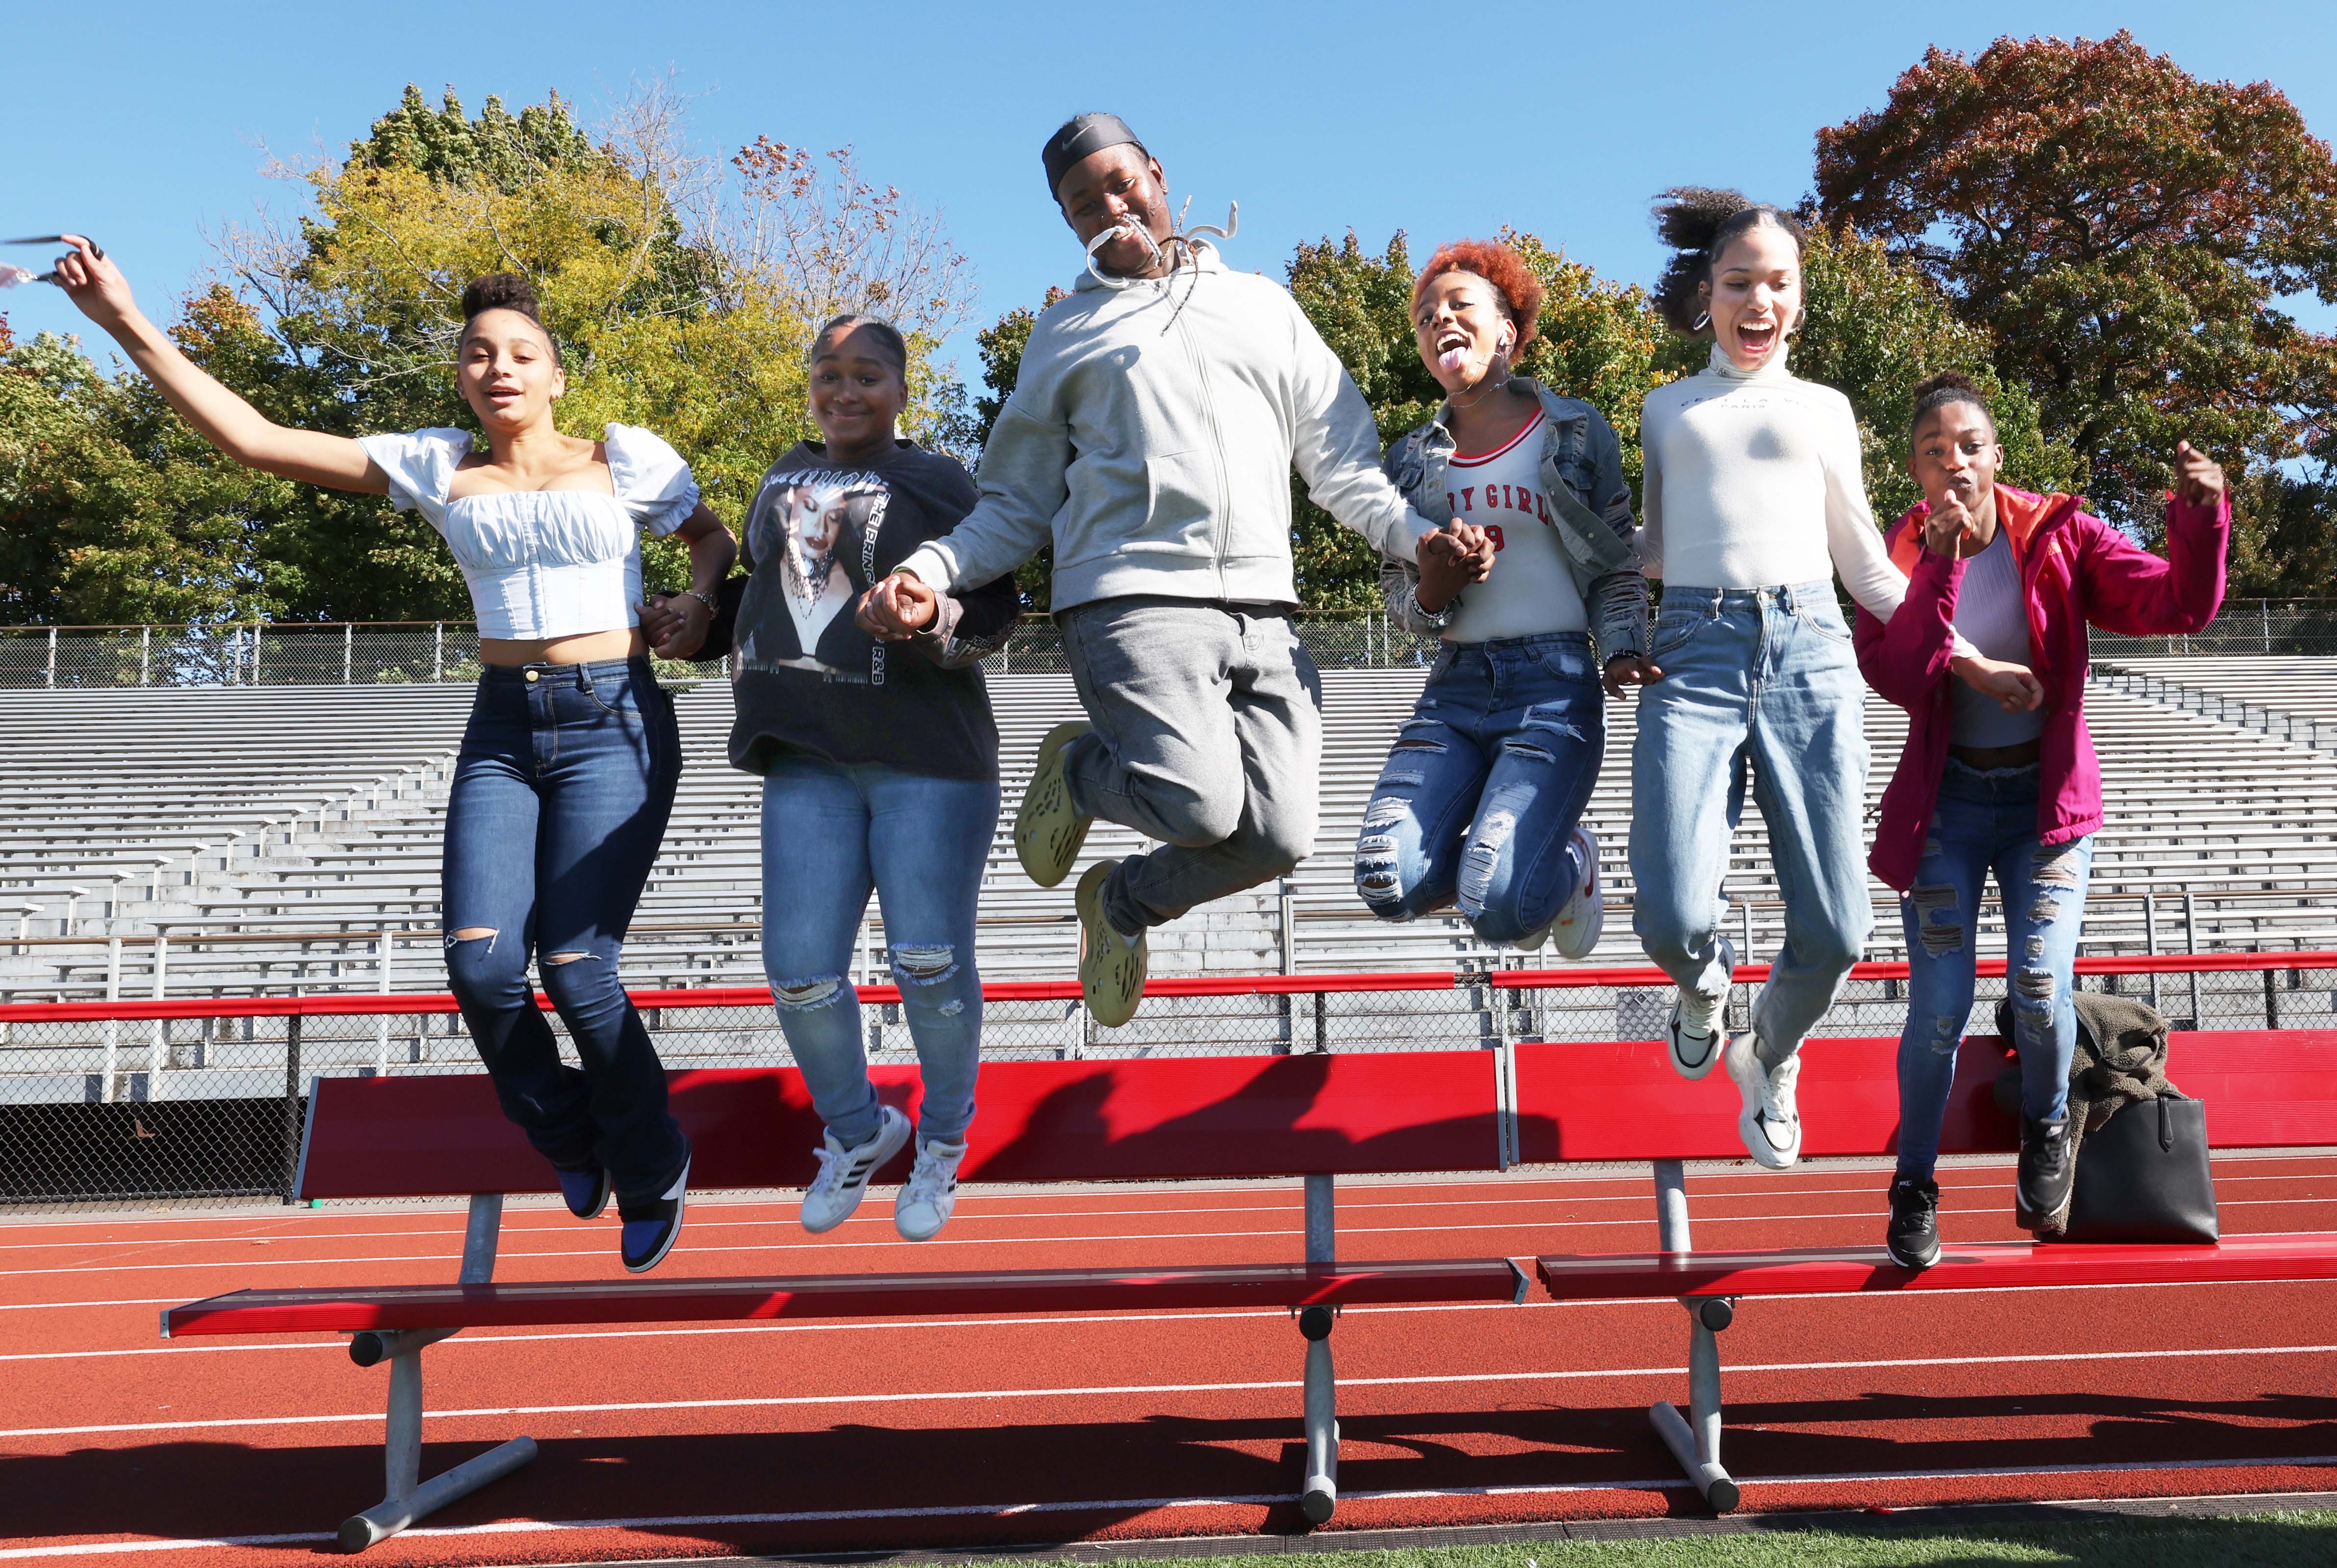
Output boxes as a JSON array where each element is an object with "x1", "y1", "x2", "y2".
[
  {"x1": 1908, "y1": 370, "x2": 1995, "y2": 439},
  {"x1": 1411, "y1": 239, "x2": 1545, "y2": 352},
  {"x1": 458, "y1": 272, "x2": 561, "y2": 366},
  {"x1": 1648, "y1": 187, "x2": 1806, "y2": 336}
]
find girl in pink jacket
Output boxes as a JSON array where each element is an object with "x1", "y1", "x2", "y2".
[{"x1": 1853, "y1": 372, "x2": 2228, "y2": 1268}]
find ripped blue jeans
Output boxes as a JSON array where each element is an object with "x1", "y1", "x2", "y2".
[
  {"x1": 1895, "y1": 760, "x2": 2094, "y2": 1181},
  {"x1": 1352, "y1": 633, "x2": 1602, "y2": 946},
  {"x1": 760, "y1": 756, "x2": 997, "y2": 1149}
]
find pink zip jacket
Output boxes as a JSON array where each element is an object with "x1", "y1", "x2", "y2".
[{"x1": 1854, "y1": 484, "x2": 2230, "y2": 892}]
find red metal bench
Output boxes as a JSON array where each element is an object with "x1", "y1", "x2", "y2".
[
  {"x1": 1521, "y1": 1027, "x2": 2337, "y2": 1510},
  {"x1": 165, "y1": 1046, "x2": 1530, "y2": 1548}
]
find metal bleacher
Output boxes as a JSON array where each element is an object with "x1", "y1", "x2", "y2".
[{"x1": 5, "y1": 659, "x2": 2337, "y2": 1004}]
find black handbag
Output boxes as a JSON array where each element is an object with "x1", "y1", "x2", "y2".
[{"x1": 2060, "y1": 1092, "x2": 2219, "y2": 1244}]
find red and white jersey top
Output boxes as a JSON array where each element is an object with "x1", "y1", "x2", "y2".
[{"x1": 1438, "y1": 409, "x2": 1588, "y2": 643}]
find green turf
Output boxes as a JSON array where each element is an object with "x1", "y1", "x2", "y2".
[{"x1": 1079, "y1": 1509, "x2": 2337, "y2": 1568}]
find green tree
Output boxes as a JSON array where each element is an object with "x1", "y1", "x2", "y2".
[
  {"x1": 1, "y1": 84, "x2": 979, "y2": 625},
  {"x1": 1792, "y1": 225, "x2": 2083, "y2": 526},
  {"x1": 1815, "y1": 30, "x2": 2337, "y2": 575}
]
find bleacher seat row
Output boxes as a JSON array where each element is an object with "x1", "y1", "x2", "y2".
[{"x1": 8, "y1": 662, "x2": 2337, "y2": 1003}]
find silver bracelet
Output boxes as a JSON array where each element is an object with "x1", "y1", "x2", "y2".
[{"x1": 679, "y1": 588, "x2": 719, "y2": 615}]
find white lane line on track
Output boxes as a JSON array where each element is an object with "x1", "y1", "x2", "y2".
[
  {"x1": 13, "y1": 1342, "x2": 2337, "y2": 1439},
  {"x1": 21, "y1": 1198, "x2": 2334, "y2": 1279},
  {"x1": 14, "y1": 1454, "x2": 2337, "y2": 1561}
]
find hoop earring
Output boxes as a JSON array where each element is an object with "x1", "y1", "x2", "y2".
[{"x1": 1691, "y1": 310, "x2": 1711, "y2": 332}]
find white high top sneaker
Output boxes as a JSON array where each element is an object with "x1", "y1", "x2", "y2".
[
  {"x1": 1543, "y1": 825, "x2": 1606, "y2": 960},
  {"x1": 1665, "y1": 934, "x2": 1735, "y2": 1080},
  {"x1": 894, "y1": 1136, "x2": 968, "y2": 1241},
  {"x1": 1724, "y1": 1034, "x2": 1803, "y2": 1170},
  {"x1": 800, "y1": 1104, "x2": 911, "y2": 1233}
]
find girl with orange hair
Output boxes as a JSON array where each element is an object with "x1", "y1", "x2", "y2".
[{"x1": 1356, "y1": 240, "x2": 1647, "y2": 954}]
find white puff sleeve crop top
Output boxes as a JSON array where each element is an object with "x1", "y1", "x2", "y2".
[{"x1": 357, "y1": 423, "x2": 700, "y2": 639}]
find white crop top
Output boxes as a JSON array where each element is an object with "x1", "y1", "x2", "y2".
[{"x1": 358, "y1": 423, "x2": 700, "y2": 640}]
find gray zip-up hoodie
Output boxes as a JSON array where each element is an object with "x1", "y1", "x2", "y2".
[{"x1": 899, "y1": 242, "x2": 1435, "y2": 610}]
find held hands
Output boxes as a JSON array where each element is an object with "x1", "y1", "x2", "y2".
[
  {"x1": 1952, "y1": 654, "x2": 2044, "y2": 714},
  {"x1": 641, "y1": 592, "x2": 713, "y2": 662},
  {"x1": 1602, "y1": 654, "x2": 1663, "y2": 698},
  {"x1": 857, "y1": 571, "x2": 938, "y2": 640},
  {"x1": 1414, "y1": 521, "x2": 1494, "y2": 613},
  {"x1": 2173, "y1": 441, "x2": 2225, "y2": 510},
  {"x1": 45, "y1": 236, "x2": 140, "y2": 333}
]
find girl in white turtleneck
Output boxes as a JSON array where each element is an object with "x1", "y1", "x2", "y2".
[{"x1": 1612, "y1": 189, "x2": 1976, "y2": 1173}]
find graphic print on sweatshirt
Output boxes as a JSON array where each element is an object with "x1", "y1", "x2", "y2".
[
  {"x1": 1439, "y1": 410, "x2": 1587, "y2": 642},
  {"x1": 738, "y1": 468, "x2": 893, "y2": 681}
]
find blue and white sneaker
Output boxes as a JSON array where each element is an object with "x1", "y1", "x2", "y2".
[
  {"x1": 618, "y1": 1154, "x2": 689, "y2": 1273},
  {"x1": 556, "y1": 1166, "x2": 611, "y2": 1221}
]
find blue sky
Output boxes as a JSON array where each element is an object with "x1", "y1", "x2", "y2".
[{"x1": 9, "y1": 0, "x2": 2335, "y2": 388}]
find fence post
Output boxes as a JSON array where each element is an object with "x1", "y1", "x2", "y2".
[
  {"x1": 140, "y1": 624, "x2": 151, "y2": 686},
  {"x1": 433, "y1": 622, "x2": 444, "y2": 684},
  {"x1": 376, "y1": 930, "x2": 395, "y2": 1075},
  {"x1": 2184, "y1": 893, "x2": 2201, "y2": 1028},
  {"x1": 2262, "y1": 600, "x2": 2273, "y2": 654},
  {"x1": 147, "y1": 927, "x2": 171, "y2": 1097},
  {"x1": 344, "y1": 622, "x2": 354, "y2": 686},
  {"x1": 101, "y1": 935, "x2": 123, "y2": 1103},
  {"x1": 45, "y1": 626, "x2": 56, "y2": 688},
  {"x1": 1279, "y1": 877, "x2": 1297, "y2": 976},
  {"x1": 2142, "y1": 894, "x2": 2160, "y2": 1012},
  {"x1": 282, "y1": 1012, "x2": 304, "y2": 1203}
]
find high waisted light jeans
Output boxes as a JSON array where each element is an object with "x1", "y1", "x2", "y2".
[{"x1": 1629, "y1": 583, "x2": 1872, "y2": 1067}]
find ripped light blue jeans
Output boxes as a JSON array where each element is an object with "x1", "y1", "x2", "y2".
[
  {"x1": 1353, "y1": 633, "x2": 1603, "y2": 946},
  {"x1": 1894, "y1": 760, "x2": 2094, "y2": 1181},
  {"x1": 759, "y1": 756, "x2": 997, "y2": 1149}
]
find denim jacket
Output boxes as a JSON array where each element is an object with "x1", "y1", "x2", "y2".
[{"x1": 1379, "y1": 378, "x2": 1648, "y2": 662}]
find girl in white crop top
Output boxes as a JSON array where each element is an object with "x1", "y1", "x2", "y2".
[{"x1": 50, "y1": 242, "x2": 735, "y2": 1273}]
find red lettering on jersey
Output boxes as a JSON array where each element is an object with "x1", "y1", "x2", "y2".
[
  {"x1": 1460, "y1": 487, "x2": 1476, "y2": 511},
  {"x1": 1536, "y1": 492, "x2": 1551, "y2": 524},
  {"x1": 1486, "y1": 524, "x2": 1506, "y2": 552},
  {"x1": 1448, "y1": 492, "x2": 1459, "y2": 515}
]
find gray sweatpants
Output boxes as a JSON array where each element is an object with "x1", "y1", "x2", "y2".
[{"x1": 1058, "y1": 597, "x2": 1324, "y2": 935}]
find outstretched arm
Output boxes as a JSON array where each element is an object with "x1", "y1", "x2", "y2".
[
  {"x1": 2080, "y1": 442, "x2": 2230, "y2": 638},
  {"x1": 47, "y1": 237, "x2": 383, "y2": 493}
]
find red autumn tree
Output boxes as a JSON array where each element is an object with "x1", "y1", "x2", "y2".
[{"x1": 1815, "y1": 31, "x2": 2337, "y2": 579}]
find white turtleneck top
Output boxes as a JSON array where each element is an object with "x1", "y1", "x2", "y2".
[{"x1": 1640, "y1": 345, "x2": 1942, "y2": 637}]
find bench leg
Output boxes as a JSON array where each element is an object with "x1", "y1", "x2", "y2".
[
  {"x1": 1298, "y1": 1304, "x2": 1339, "y2": 1524},
  {"x1": 1650, "y1": 1297, "x2": 1739, "y2": 1513},
  {"x1": 339, "y1": 1333, "x2": 536, "y2": 1552}
]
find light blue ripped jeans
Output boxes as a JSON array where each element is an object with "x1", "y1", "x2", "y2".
[
  {"x1": 1353, "y1": 633, "x2": 1603, "y2": 946},
  {"x1": 1894, "y1": 760, "x2": 2093, "y2": 1181},
  {"x1": 759, "y1": 756, "x2": 998, "y2": 1149}
]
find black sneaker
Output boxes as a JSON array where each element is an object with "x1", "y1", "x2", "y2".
[
  {"x1": 619, "y1": 1153, "x2": 689, "y2": 1274},
  {"x1": 556, "y1": 1165, "x2": 611, "y2": 1221},
  {"x1": 1885, "y1": 1177, "x2": 1941, "y2": 1269},
  {"x1": 2016, "y1": 1117, "x2": 2074, "y2": 1231}
]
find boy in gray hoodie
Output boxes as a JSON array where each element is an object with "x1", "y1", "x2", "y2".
[{"x1": 861, "y1": 113, "x2": 1470, "y2": 1024}]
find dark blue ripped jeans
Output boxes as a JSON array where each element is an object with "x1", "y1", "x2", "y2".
[
  {"x1": 758, "y1": 756, "x2": 996, "y2": 1149},
  {"x1": 1894, "y1": 760, "x2": 2094, "y2": 1181},
  {"x1": 442, "y1": 658, "x2": 688, "y2": 1203},
  {"x1": 1352, "y1": 633, "x2": 1603, "y2": 946}
]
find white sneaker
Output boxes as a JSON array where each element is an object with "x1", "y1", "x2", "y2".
[
  {"x1": 894, "y1": 1136, "x2": 967, "y2": 1241},
  {"x1": 1076, "y1": 859, "x2": 1148, "y2": 1027},
  {"x1": 1014, "y1": 721, "x2": 1094, "y2": 888},
  {"x1": 1725, "y1": 1032, "x2": 1803, "y2": 1170},
  {"x1": 1543, "y1": 825, "x2": 1605, "y2": 960},
  {"x1": 801, "y1": 1104, "x2": 911, "y2": 1233},
  {"x1": 1664, "y1": 934, "x2": 1735, "y2": 1080}
]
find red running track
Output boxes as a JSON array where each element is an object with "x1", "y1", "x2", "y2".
[{"x1": 5, "y1": 1157, "x2": 2337, "y2": 1567}]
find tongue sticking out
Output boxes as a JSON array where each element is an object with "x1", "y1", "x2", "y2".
[{"x1": 1437, "y1": 347, "x2": 1466, "y2": 374}]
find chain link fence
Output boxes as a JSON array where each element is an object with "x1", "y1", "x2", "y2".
[{"x1": 6, "y1": 955, "x2": 2332, "y2": 1208}]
